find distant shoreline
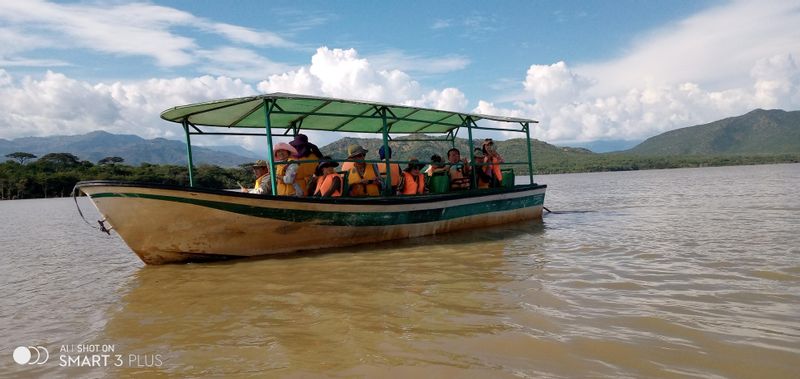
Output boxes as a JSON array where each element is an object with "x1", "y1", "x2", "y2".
[{"x1": 2, "y1": 157, "x2": 797, "y2": 200}]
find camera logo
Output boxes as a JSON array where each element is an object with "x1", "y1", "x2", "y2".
[{"x1": 13, "y1": 346, "x2": 49, "y2": 365}]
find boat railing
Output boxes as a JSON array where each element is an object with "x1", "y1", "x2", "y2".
[{"x1": 286, "y1": 158, "x2": 531, "y2": 167}]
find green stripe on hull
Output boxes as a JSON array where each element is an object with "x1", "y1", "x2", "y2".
[{"x1": 92, "y1": 192, "x2": 545, "y2": 227}]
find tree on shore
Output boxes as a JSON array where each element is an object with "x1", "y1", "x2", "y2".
[
  {"x1": 5, "y1": 152, "x2": 37, "y2": 164},
  {"x1": 98, "y1": 156, "x2": 125, "y2": 165},
  {"x1": 37, "y1": 153, "x2": 81, "y2": 170}
]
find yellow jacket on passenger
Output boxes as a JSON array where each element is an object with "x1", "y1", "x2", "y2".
[
  {"x1": 276, "y1": 159, "x2": 301, "y2": 196},
  {"x1": 348, "y1": 164, "x2": 380, "y2": 196},
  {"x1": 294, "y1": 152, "x2": 320, "y2": 196}
]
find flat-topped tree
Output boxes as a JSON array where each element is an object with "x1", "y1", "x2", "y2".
[{"x1": 5, "y1": 152, "x2": 37, "y2": 164}]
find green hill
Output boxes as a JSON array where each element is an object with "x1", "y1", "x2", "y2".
[{"x1": 628, "y1": 109, "x2": 800, "y2": 155}]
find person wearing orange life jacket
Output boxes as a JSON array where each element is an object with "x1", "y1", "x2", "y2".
[
  {"x1": 399, "y1": 158, "x2": 426, "y2": 195},
  {"x1": 313, "y1": 159, "x2": 342, "y2": 197},
  {"x1": 446, "y1": 148, "x2": 471, "y2": 190},
  {"x1": 377, "y1": 145, "x2": 401, "y2": 195},
  {"x1": 289, "y1": 134, "x2": 322, "y2": 196},
  {"x1": 346, "y1": 144, "x2": 381, "y2": 197},
  {"x1": 472, "y1": 148, "x2": 492, "y2": 189},
  {"x1": 482, "y1": 138, "x2": 504, "y2": 187},
  {"x1": 273, "y1": 142, "x2": 304, "y2": 197}
]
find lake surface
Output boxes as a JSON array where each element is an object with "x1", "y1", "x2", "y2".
[{"x1": 1, "y1": 164, "x2": 799, "y2": 378}]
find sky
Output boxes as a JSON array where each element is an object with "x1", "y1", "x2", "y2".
[{"x1": 1, "y1": 0, "x2": 799, "y2": 152}]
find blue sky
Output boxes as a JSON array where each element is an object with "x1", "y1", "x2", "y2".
[{"x1": 1, "y1": 0, "x2": 799, "y2": 150}]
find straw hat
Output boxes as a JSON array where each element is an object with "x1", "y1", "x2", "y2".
[
  {"x1": 347, "y1": 144, "x2": 369, "y2": 159},
  {"x1": 273, "y1": 142, "x2": 298, "y2": 157},
  {"x1": 252, "y1": 159, "x2": 269, "y2": 168}
]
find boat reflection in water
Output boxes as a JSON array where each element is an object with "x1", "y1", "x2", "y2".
[{"x1": 97, "y1": 221, "x2": 547, "y2": 376}]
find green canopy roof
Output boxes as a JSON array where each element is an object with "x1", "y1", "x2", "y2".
[{"x1": 160, "y1": 93, "x2": 537, "y2": 134}]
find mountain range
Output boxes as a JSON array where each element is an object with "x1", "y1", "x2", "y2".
[
  {"x1": 628, "y1": 109, "x2": 800, "y2": 155},
  {"x1": 0, "y1": 131, "x2": 256, "y2": 166},
  {"x1": 2, "y1": 109, "x2": 798, "y2": 170}
]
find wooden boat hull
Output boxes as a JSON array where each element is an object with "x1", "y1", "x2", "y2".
[{"x1": 77, "y1": 181, "x2": 546, "y2": 264}]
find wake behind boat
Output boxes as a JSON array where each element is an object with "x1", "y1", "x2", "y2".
[{"x1": 76, "y1": 93, "x2": 547, "y2": 264}]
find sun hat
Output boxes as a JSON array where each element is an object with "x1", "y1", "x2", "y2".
[
  {"x1": 317, "y1": 158, "x2": 339, "y2": 170},
  {"x1": 313, "y1": 158, "x2": 337, "y2": 176},
  {"x1": 252, "y1": 159, "x2": 269, "y2": 168},
  {"x1": 347, "y1": 144, "x2": 369, "y2": 159},
  {"x1": 290, "y1": 134, "x2": 315, "y2": 158},
  {"x1": 406, "y1": 158, "x2": 423, "y2": 171},
  {"x1": 273, "y1": 142, "x2": 298, "y2": 157}
]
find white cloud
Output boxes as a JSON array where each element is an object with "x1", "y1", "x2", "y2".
[
  {"x1": 366, "y1": 50, "x2": 470, "y2": 75},
  {"x1": 578, "y1": 0, "x2": 800, "y2": 96},
  {"x1": 523, "y1": 61, "x2": 591, "y2": 105},
  {"x1": 257, "y1": 47, "x2": 467, "y2": 108},
  {"x1": 0, "y1": 47, "x2": 470, "y2": 150},
  {"x1": 481, "y1": 0, "x2": 800, "y2": 144},
  {"x1": 0, "y1": 70, "x2": 256, "y2": 142},
  {"x1": 0, "y1": 71, "x2": 122, "y2": 139},
  {"x1": 0, "y1": 0, "x2": 295, "y2": 67},
  {"x1": 205, "y1": 24, "x2": 295, "y2": 48},
  {"x1": 751, "y1": 54, "x2": 800, "y2": 108},
  {"x1": 405, "y1": 88, "x2": 468, "y2": 112},
  {"x1": 256, "y1": 47, "x2": 470, "y2": 146},
  {"x1": 431, "y1": 19, "x2": 452, "y2": 30},
  {"x1": 196, "y1": 47, "x2": 296, "y2": 80},
  {"x1": 0, "y1": 58, "x2": 70, "y2": 67}
]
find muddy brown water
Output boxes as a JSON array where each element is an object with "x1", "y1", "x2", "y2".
[{"x1": 1, "y1": 163, "x2": 798, "y2": 378}]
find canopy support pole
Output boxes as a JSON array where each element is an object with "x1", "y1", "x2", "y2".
[
  {"x1": 524, "y1": 122, "x2": 534, "y2": 185},
  {"x1": 182, "y1": 119, "x2": 195, "y2": 187},
  {"x1": 380, "y1": 107, "x2": 393, "y2": 196},
  {"x1": 465, "y1": 117, "x2": 476, "y2": 189},
  {"x1": 264, "y1": 100, "x2": 278, "y2": 195}
]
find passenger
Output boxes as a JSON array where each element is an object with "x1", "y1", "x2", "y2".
[
  {"x1": 313, "y1": 158, "x2": 342, "y2": 197},
  {"x1": 482, "y1": 138, "x2": 504, "y2": 187},
  {"x1": 446, "y1": 148, "x2": 471, "y2": 190},
  {"x1": 472, "y1": 148, "x2": 492, "y2": 189},
  {"x1": 377, "y1": 145, "x2": 401, "y2": 195},
  {"x1": 242, "y1": 159, "x2": 271, "y2": 194},
  {"x1": 273, "y1": 142, "x2": 304, "y2": 197},
  {"x1": 424, "y1": 154, "x2": 447, "y2": 176},
  {"x1": 305, "y1": 155, "x2": 329, "y2": 195},
  {"x1": 399, "y1": 158, "x2": 426, "y2": 195},
  {"x1": 346, "y1": 144, "x2": 381, "y2": 197},
  {"x1": 290, "y1": 134, "x2": 322, "y2": 195}
]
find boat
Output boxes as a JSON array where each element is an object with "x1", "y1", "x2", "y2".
[{"x1": 75, "y1": 93, "x2": 547, "y2": 264}]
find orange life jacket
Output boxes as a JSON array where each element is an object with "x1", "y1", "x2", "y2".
[
  {"x1": 348, "y1": 164, "x2": 380, "y2": 196},
  {"x1": 313, "y1": 173, "x2": 342, "y2": 197},
  {"x1": 378, "y1": 162, "x2": 401, "y2": 187},
  {"x1": 487, "y1": 156, "x2": 503, "y2": 184},
  {"x1": 448, "y1": 163, "x2": 470, "y2": 189},
  {"x1": 401, "y1": 171, "x2": 425, "y2": 195}
]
